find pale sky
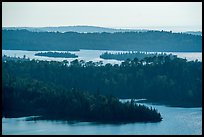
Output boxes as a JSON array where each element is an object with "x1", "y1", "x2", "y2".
[{"x1": 2, "y1": 2, "x2": 202, "y2": 31}]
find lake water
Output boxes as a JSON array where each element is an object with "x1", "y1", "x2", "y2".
[
  {"x1": 2, "y1": 50, "x2": 202, "y2": 134},
  {"x1": 2, "y1": 101, "x2": 202, "y2": 135},
  {"x1": 2, "y1": 49, "x2": 202, "y2": 65}
]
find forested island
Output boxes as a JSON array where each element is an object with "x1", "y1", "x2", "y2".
[
  {"x1": 3, "y1": 59, "x2": 162, "y2": 123},
  {"x1": 2, "y1": 55, "x2": 201, "y2": 108},
  {"x1": 100, "y1": 51, "x2": 175, "y2": 61},
  {"x1": 2, "y1": 29, "x2": 201, "y2": 52},
  {"x1": 35, "y1": 51, "x2": 78, "y2": 58}
]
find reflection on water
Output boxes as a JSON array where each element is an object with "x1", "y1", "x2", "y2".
[{"x1": 2, "y1": 102, "x2": 202, "y2": 135}]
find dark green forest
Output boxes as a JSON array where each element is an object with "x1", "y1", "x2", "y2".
[
  {"x1": 2, "y1": 60, "x2": 163, "y2": 123},
  {"x1": 100, "y1": 51, "x2": 175, "y2": 61},
  {"x1": 2, "y1": 55, "x2": 202, "y2": 108},
  {"x1": 35, "y1": 51, "x2": 78, "y2": 58},
  {"x1": 2, "y1": 29, "x2": 202, "y2": 52}
]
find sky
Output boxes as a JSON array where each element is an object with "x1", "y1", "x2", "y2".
[{"x1": 2, "y1": 2, "x2": 202, "y2": 31}]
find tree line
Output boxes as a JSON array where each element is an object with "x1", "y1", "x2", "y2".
[
  {"x1": 2, "y1": 62, "x2": 162, "y2": 123},
  {"x1": 2, "y1": 55, "x2": 202, "y2": 107},
  {"x1": 100, "y1": 51, "x2": 175, "y2": 61},
  {"x1": 35, "y1": 51, "x2": 78, "y2": 58},
  {"x1": 2, "y1": 29, "x2": 202, "y2": 52}
]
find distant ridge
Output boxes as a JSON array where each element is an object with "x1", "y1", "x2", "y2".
[
  {"x1": 183, "y1": 31, "x2": 202, "y2": 36},
  {"x1": 3, "y1": 25, "x2": 201, "y2": 35},
  {"x1": 2, "y1": 25, "x2": 150, "y2": 33},
  {"x1": 2, "y1": 29, "x2": 201, "y2": 52}
]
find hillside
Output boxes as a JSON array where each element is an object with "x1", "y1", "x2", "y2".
[
  {"x1": 2, "y1": 55, "x2": 202, "y2": 107},
  {"x1": 2, "y1": 29, "x2": 202, "y2": 52}
]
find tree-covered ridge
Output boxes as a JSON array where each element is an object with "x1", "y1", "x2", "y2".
[
  {"x1": 100, "y1": 51, "x2": 176, "y2": 61},
  {"x1": 2, "y1": 71, "x2": 162, "y2": 123},
  {"x1": 2, "y1": 55, "x2": 202, "y2": 107},
  {"x1": 35, "y1": 51, "x2": 78, "y2": 58},
  {"x1": 2, "y1": 29, "x2": 202, "y2": 52},
  {"x1": 3, "y1": 26, "x2": 201, "y2": 35}
]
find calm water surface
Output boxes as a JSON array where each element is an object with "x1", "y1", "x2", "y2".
[
  {"x1": 2, "y1": 49, "x2": 202, "y2": 64},
  {"x1": 2, "y1": 101, "x2": 202, "y2": 135},
  {"x1": 2, "y1": 50, "x2": 202, "y2": 134}
]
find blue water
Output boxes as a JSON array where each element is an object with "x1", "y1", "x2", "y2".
[
  {"x1": 2, "y1": 101, "x2": 202, "y2": 135},
  {"x1": 2, "y1": 50, "x2": 202, "y2": 65},
  {"x1": 2, "y1": 50, "x2": 202, "y2": 135}
]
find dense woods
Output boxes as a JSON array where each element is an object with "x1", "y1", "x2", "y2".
[
  {"x1": 2, "y1": 29, "x2": 202, "y2": 52},
  {"x1": 100, "y1": 51, "x2": 175, "y2": 60},
  {"x1": 35, "y1": 51, "x2": 78, "y2": 58},
  {"x1": 2, "y1": 55, "x2": 202, "y2": 107},
  {"x1": 2, "y1": 61, "x2": 162, "y2": 123}
]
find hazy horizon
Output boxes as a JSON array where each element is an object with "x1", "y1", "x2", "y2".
[
  {"x1": 2, "y1": 25, "x2": 202, "y2": 33},
  {"x1": 2, "y1": 2, "x2": 202, "y2": 32}
]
